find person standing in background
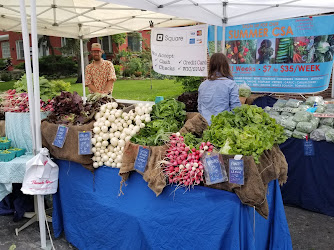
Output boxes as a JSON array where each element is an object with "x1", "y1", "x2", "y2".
[
  {"x1": 85, "y1": 43, "x2": 116, "y2": 94},
  {"x1": 198, "y1": 53, "x2": 241, "y2": 125}
]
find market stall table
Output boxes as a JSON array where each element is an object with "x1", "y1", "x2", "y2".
[
  {"x1": 53, "y1": 160, "x2": 292, "y2": 250},
  {"x1": 0, "y1": 154, "x2": 34, "y2": 201},
  {"x1": 253, "y1": 95, "x2": 334, "y2": 217},
  {"x1": 279, "y1": 138, "x2": 334, "y2": 217}
]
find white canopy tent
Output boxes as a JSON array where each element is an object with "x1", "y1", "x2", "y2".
[{"x1": 1, "y1": 0, "x2": 334, "y2": 248}]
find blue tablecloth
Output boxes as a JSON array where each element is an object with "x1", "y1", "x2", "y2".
[
  {"x1": 53, "y1": 160, "x2": 292, "y2": 250},
  {"x1": 280, "y1": 138, "x2": 334, "y2": 217},
  {"x1": 252, "y1": 95, "x2": 334, "y2": 217}
]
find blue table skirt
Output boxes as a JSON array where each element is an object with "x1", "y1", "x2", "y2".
[
  {"x1": 280, "y1": 138, "x2": 334, "y2": 217},
  {"x1": 53, "y1": 160, "x2": 292, "y2": 250}
]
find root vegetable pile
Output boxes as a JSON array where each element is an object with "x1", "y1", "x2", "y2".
[
  {"x1": 162, "y1": 133, "x2": 214, "y2": 189},
  {"x1": 91, "y1": 102, "x2": 152, "y2": 168}
]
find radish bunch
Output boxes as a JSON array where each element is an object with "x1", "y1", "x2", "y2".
[
  {"x1": 91, "y1": 102, "x2": 153, "y2": 168},
  {"x1": 162, "y1": 133, "x2": 214, "y2": 189},
  {"x1": 0, "y1": 89, "x2": 53, "y2": 112}
]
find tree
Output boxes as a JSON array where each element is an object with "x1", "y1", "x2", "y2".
[{"x1": 58, "y1": 38, "x2": 89, "y2": 83}]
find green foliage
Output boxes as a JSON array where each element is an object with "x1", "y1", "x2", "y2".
[
  {"x1": 0, "y1": 72, "x2": 12, "y2": 82},
  {"x1": 14, "y1": 74, "x2": 71, "y2": 102},
  {"x1": 174, "y1": 76, "x2": 203, "y2": 92},
  {"x1": 112, "y1": 33, "x2": 127, "y2": 46},
  {"x1": 39, "y1": 55, "x2": 77, "y2": 77},
  {"x1": 183, "y1": 132, "x2": 201, "y2": 150},
  {"x1": 202, "y1": 105, "x2": 287, "y2": 163},
  {"x1": 0, "y1": 59, "x2": 7, "y2": 69},
  {"x1": 130, "y1": 99, "x2": 186, "y2": 146},
  {"x1": 14, "y1": 62, "x2": 25, "y2": 70},
  {"x1": 113, "y1": 65, "x2": 121, "y2": 76}
]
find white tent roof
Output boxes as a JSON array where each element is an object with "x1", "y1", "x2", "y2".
[
  {"x1": 0, "y1": 0, "x2": 195, "y2": 38},
  {"x1": 102, "y1": 0, "x2": 334, "y2": 26},
  {"x1": 1, "y1": 1, "x2": 334, "y2": 39}
]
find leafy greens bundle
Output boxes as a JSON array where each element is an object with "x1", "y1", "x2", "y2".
[
  {"x1": 130, "y1": 99, "x2": 186, "y2": 146},
  {"x1": 203, "y1": 105, "x2": 287, "y2": 163}
]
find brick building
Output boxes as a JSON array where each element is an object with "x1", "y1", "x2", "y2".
[{"x1": 0, "y1": 30, "x2": 151, "y2": 67}]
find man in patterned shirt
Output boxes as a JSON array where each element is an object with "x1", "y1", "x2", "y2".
[{"x1": 85, "y1": 43, "x2": 117, "y2": 94}]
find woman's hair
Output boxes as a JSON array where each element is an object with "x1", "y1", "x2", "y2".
[{"x1": 208, "y1": 53, "x2": 233, "y2": 80}]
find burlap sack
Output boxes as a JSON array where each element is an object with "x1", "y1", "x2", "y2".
[
  {"x1": 179, "y1": 113, "x2": 208, "y2": 136},
  {"x1": 119, "y1": 142, "x2": 168, "y2": 196},
  {"x1": 143, "y1": 144, "x2": 168, "y2": 196},
  {"x1": 204, "y1": 146, "x2": 288, "y2": 219},
  {"x1": 0, "y1": 120, "x2": 5, "y2": 137},
  {"x1": 41, "y1": 120, "x2": 94, "y2": 172}
]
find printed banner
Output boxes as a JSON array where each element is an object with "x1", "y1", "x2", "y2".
[
  {"x1": 209, "y1": 15, "x2": 334, "y2": 93},
  {"x1": 151, "y1": 24, "x2": 208, "y2": 76}
]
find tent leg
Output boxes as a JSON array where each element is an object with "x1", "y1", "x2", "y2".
[
  {"x1": 31, "y1": 0, "x2": 46, "y2": 248},
  {"x1": 80, "y1": 38, "x2": 86, "y2": 102}
]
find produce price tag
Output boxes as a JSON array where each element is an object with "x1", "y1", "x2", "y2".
[
  {"x1": 205, "y1": 155, "x2": 227, "y2": 185},
  {"x1": 78, "y1": 131, "x2": 92, "y2": 155},
  {"x1": 52, "y1": 125, "x2": 68, "y2": 148},
  {"x1": 272, "y1": 107, "x2": 298, "y2": 113},
  {"x1": 304, "y1": 139, "x2": 315, "y2": 156},
  {"x1": 229, "y1": 159, "x2": 244, "y2": 185},
  {"x1": 313, "y1": 113, "x2": 334, "y2": 118},
  {"x1": 134, "y1": 146, "x2": 150, "y2": 173}
]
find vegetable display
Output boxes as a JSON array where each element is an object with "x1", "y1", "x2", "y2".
[
  {"x1": 130, "y1": 99, "x2": 186, "y2": 146},
  {"x1": 162, "y1": 133, "x2": 214, "y2": 189},
  {"x1": 203, "y1": 105, "x2": 287, "y2": 163},
  {"x1": 276, "y1": 38, "x2": 294, "y2": 64},
  {"x1": 14, "y1": 74, "x2": 71, "y2": 102},
  {"x1": 266, "y1": 97, "x2": 334, "y2": 142},
  {"x1": 0, "y1": 89, "x2": 53, "y2": 113},
  {"x1": 91, "y1": 102, "x2": 152, "y2": 168}
]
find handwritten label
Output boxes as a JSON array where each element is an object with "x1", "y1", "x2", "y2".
[
  {"x1": 229, "y1": 159, "x2": 244, "y2": 185},
  {"x1": 52, "y1": 125, "x2": 68, "y2": 148},
  {"x1": 271, "y1": 107, "x2": 298, "y2": 113},
  {"x1": 304, "y1": 139, "x2": 315, "y2": 156},
  {"x1": 313, "y1": 113, "x2": 334, "y2": 118},
  {"x1": 205, "y1": 155, "x2": 227, "y2": 184},
  {"x1": 134, "y1": 146, "x2": 150, "y2": 173},
  {"x1": 78, "y1": 131, "x2": 92, "y2": 155}
]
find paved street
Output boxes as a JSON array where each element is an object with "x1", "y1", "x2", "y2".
[{"x1": 0, "y1": 205, "x2": 333, "y2": 249}]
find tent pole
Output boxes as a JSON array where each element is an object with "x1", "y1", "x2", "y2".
[
  {"x1": 30, "y1": 0, "x2": 46, "y2": 248},
  {"x1": 222, "y1": 2, "x2": 227, "y2": 54},
  {"x1": 19, "y1": 0, "x2": 36, "y2": 155},
  {"x1": 80, "y1": 38, "x2": 86, "y2": 101},
  {"x1": 214, "y1": 25, "x2": 217, "y2": 53}
]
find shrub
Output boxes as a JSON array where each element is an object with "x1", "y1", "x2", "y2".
[
  {"x1": 174, "y1": 76, "x2": 204, "y2": 92},
  {"x1": 39, "y1": 55, "x2": 77, "y2": 76},
  {"x1": 113, "y1": 65, "x2": 121, "y2": 77},
  {"x1": 0, "y1": 72, "x2": 12, "y2": 82},
  {"x1": 14, "y1": 62, "x2": 25, "y2": 70},
  {"x1": 134, "y1": 71, "x2": 142, "y2": 77},
  {"x1": 0, "y1": 59, "x2": 7, "y2": 70}
]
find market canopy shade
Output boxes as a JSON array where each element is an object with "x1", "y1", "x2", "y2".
[
  {"x1": 0, "y1": 0, "x2": 195, "y2": 38},
  {"x1": 102, "y1": 0, "x2": 334, "y2": 26}
]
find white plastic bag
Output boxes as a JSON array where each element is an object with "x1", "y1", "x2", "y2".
[
  {"x1": 238, "y1": 82, "x2": 251, "y2": 98},
  {"x1": 21, "y1": 148, "x2": 59, "y2": 195}
]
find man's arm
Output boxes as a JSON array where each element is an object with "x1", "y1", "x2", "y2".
[
  {"x1": 102, "y1": 80, "x2": 114, "y2": 94},
  {"x1": 87, "y1": 84, "x2": 103, "y2": 93}
]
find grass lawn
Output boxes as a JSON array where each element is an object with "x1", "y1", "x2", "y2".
[{"x1": 0, "y1": 77, "x2": 183, "y2": 101}]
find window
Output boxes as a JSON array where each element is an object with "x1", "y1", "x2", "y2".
[
  {"x1": 61, "y1": 37, "x2": 67, "y2": 47},
  {"x1": 99, "y1": 36, "x2": 112, "y2": 53},
  {"x1": 16, "y1": 40, "x2": 24, "y2": 60},
  {"x1": 1, "y1": 42, "x2": 10, "y2": 58},
  {"x1": 127, "y1": 33, "x2": 142, "y2": 52}
]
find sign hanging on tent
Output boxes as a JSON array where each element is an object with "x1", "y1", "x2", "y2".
[
  {"x1": 151, "y1": 24, "x2": 208, "y2": 77},
  {"x1": 209, "y1": 15, "x2": 334, "y2": 93}
]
